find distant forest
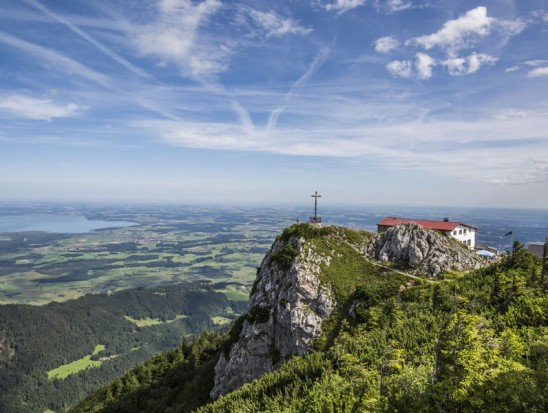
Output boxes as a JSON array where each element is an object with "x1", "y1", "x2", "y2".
[{"x1": 0, "y1": 282, "x2": 247, "y2": 413}]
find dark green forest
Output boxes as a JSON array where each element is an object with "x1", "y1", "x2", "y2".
[
  {"x1": 73, "y1": 241, "x2": 547, "y2": 412},
  {"x1": 0, "y1": 282, "x2": 247, "y2": 413}
]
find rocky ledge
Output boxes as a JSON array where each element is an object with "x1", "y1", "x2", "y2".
[
  {"x1": 210, "y1": 230, "x2": 337, "y2": 399},
  {"x1": 373, "y1": 222, "x2": 484, "y2": 275}
]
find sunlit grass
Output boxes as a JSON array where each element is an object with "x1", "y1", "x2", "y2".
[
  {"x1": 123, "y1": 314, "x2": 188, "y2": 327},
  {"x1": 47, "y1": 344, "x2": 105, "y2": 380},
  {"x1": 211, "y1": 316, "x2": 232, "y2": 325}
]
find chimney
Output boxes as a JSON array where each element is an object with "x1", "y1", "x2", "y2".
[{"x1": 443, "y1": 217, "x2": 449, "y2": 222}]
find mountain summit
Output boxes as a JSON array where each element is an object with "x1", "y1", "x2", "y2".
[
  {"x1": 73, "y1": 224, "x2": 547, "y2": 413},
  {"x1": 210, "y1": 223, "x2": 484, "y2": 398}
]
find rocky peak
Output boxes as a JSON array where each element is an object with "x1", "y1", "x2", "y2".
[
  {"x1": 210, "y1": 223, "x2": 484, "y2": 399},
  {"x1": 374, "y1": 223, "x2": 484, "y2": 275},
  {"x1": 210, "y1": 226, "x2": 340, "y2": 399}
]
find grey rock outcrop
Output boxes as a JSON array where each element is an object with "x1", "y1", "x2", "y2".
[
  {"x1": 210, "y1": 223, "x2": 484, "y2": 399},
  {"x1": 374, "y1": 223, "x2": 484, "y2": 274},
  {"x1": 210, "y1": 234, "x2": 336, "y2": 399}
]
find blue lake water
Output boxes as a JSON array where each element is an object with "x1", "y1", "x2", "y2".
[{"x1": 0, "y1": 214, "x2": 139, "y2": 233}]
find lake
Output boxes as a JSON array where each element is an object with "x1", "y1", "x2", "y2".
[{"x1": 0, "y1": 214, "x2": 139, "y2": 233}]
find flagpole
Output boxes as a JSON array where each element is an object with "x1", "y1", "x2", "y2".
[{"x1": 502, "y1": 231, "x2": 513, "y2": 255}]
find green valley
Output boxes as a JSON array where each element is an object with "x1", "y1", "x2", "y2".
[{"x1": 0, "y1": 282, "x2": 246, "y2": 413}]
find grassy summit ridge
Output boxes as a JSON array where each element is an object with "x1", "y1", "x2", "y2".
[{"x1": 73, "y1": 225, "x2": 548, "y2": 413}]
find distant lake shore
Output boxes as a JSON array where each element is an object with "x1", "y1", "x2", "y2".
[{"x1": 0, "y1": 214, "x2": 139, "y2": 233}]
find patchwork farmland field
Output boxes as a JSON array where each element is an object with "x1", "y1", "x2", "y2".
[{"x1": 0, "y1": 204, "x2": 297, "y2": 305}]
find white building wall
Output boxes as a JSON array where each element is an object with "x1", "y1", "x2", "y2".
[{"x1": 449, "y1": 225, "x2": 476, "y2": 249}]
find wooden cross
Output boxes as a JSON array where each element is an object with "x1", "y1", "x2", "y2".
[{"x1": 311, "y1": 191, "x2": 321, "y2": 220}]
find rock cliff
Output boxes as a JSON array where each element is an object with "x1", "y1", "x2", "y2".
[
  {"x1": 210, "y1": 227, "x2": 340, "y2": 399},
  {"x1": 210, "y1": 222, "x2": 483, "y2": 399},
  {"x1": 373, "y1": 223, "x2": 484, "y2": 275}
]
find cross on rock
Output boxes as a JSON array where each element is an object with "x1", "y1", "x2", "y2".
[{"x1": 309, "y1": 191, "x2": 322, "y2": 225}]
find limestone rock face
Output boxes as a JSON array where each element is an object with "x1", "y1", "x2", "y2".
[
  {"x1": 210, "y1": 234, "x2": 336, "y2": 399},
  {"x1": 374, "y1": 223, "x2": 483, "y2": 274}
]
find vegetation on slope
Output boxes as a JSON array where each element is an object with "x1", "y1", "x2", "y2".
[
  {"x1": 73, "y1": 232, "x2": 547, "y2": 412},
  {"x1": 0, "y1": 282, "x2": 245, "y2": 413}
]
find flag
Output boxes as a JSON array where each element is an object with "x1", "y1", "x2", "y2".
[{"x1": 503, "y1": 231, "x2": 513, "y2": 237}]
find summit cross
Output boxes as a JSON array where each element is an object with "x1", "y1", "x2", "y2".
[{"x1": 310, "y1": 191, "x2": 322, "y2": 224}]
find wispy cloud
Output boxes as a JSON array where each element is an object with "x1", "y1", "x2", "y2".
[
  {"x1": 140, "y1": 108, "x2": 548, "y2": 185},
  {"x1": 415, "y1": 52, "x2": 435, "y2": 79},
  {"x1": 323, "y1": 0, "x2": 415, "y2": 15},
  {"x1": 23, "y1": 0, "x2": 153, "y2": 79},
  {"x1": 0, "y1": 31, "x2": 111, "y2": 86},
  {"x1": 386, "y1": 59, "x2": 413, "y2": 77},
  {"x1": 0, "y1": 94, "x2": 80, "y2": 120},
  {"x1": 242, "y1": 8, "x2": 312, "y2": 38},
  {"x1": 525, "y1": 60, "x2": 548, "y2": 67},
  {"x1": 374, "y1": 36, "x2": 399, "y2": 53},
  {"x1": 131, "y1": 0, "x2": 227, "y2": 79},
  {"x1": 486, "y1": 157, "x2": 548, "y2": 185},
  {"x1": 324, "y1": 0, "x2": 366, "y2": 15},
  {"x1": 528, "y1": 67, "x2": 548, "y2": 78},
  {"x1": 442, "y1": 52, "x2": 497, "y2": 76},
  {"x1": 267, "y1": 47, "x2": 330, "y2": 130},
  {"x1": 378, "y1": 0, "x2": 414, "y2": 13}
]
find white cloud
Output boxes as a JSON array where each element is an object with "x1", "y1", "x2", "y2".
[
  {"x1": 381, "y1": 0, "x2": 413, "y2": 13},
  {"x1": 139, "y1": 108, "x2": 548, "y2": 188},
  {"x1": 133, "y1": 0, "x2": 227, "y2": 78},
  {"x1": 324, "y1": 0, "x2": 366, "y2": 14},
  {"x1": 496, "y1": 18, "x2": 527, "y2": 37},
  {"x1": 525, "y1": 60, "x2": 548, "y2": 67},
  {"x1": 415, "y1": 52, "x2": 435, "y2": 79},
  {"x1": 442, "y1": 52, "x2": 497, "y2": 76},
  {"x1": 0, "y1": 94, "x2": 80, "y2": 120},
  {"x1": 504, "y1": 66, "x2": 520, "y2": 73},
  {"x1": 244, "y1": 9, "x2": 312, "y2": 37},
  {"x1": 386, "y1": 60, "x2": 413, "y2": 77},
  {"x1": 374, "y1": 36, "x2": 399, "y2": 53},
  {"x1": 528, "y1": 67, "x2": 548, "y2": 78},
  {"x1": 410, "y1": 7, "x2": 494, "y2": 51},
  {"x1": 324, "y1": 0, "x2": 414, "y2": 14},
  {"x1": 387, "y1": 7, "x2": 526, "y2": 79}
]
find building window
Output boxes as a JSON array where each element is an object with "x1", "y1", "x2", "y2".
[
  {"x1": 453, "y1": 230, "x2": 457, "y2": 235},
  {"x1": 464, "y1": 229, "x2": 467, "y2": 235},
  {"x1": 459, "y1": 229, "x2": 462, "y2": 234}
]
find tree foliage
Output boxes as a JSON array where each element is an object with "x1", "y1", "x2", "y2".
[{"x1": 74, "y1": 243, "x2": 548, "y2": 413}]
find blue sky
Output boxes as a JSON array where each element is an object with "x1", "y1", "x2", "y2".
[{"x1": 1, "y1": 0, "x2": 547, "y2": 208}]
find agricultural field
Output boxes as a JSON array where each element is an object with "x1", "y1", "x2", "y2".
[{"x1": 0, "y1": 204, "x2": 298, "y2": 305}]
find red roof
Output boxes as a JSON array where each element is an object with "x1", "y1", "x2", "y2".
[{"x1": 377, "y1": 217, "x2": 477, "y2": 231}]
